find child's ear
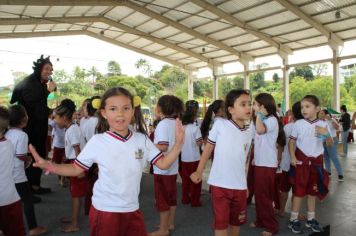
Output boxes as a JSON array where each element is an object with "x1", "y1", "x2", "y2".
[{"x1": 100, "y1": 109, "x2": 107, "y2": 119}]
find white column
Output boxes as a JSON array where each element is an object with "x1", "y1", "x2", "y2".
[
  {"x1": 212, "y1": 66, "x2": 219, "y2": 100},
  {"x1": 243, "y1": 61, "x2": 250, "y2": 90},
  {"x1": 187, "y1": 70, "x2": 194, "y2": 100},
  {"x1": 332, "y1": 48, "x2": 340, "y2": 110},
  {"x1": 282, "y1": 56, "x2": 289, "y2": 111}
]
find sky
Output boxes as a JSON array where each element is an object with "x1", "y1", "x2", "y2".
[{"x1": 0, "y1": 35, "x2": 356, "y2": 87}]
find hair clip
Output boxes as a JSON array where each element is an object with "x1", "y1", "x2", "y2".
[
  {"x1": 133, "y1": 96, "x2": 141, "y2": 108},
  {"x1": 91, "y1": 98, "x2": 101, "y2": 109}
]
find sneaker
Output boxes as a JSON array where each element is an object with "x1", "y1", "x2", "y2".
[
  {"x1": 288, "y1": 220, "x2": 303, "y2": 234},
  {"x1": 305, "y1": 219, "x2": 322, "y2": 232},
  {"x1": 338, "y1": 175, "x2": 344, "y2": 182}
]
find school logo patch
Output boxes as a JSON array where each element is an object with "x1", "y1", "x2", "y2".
[{"x1": 135, "y1": 148, "x2": 144, "y2": 159}]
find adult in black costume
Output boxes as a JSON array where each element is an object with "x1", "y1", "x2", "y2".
[{"x1": 10, "y1": 55, "x2": 56, "y2": 194}]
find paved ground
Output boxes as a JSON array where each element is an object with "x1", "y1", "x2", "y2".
[{"x1": 31, "y1": 142, "x2": 356, "y2": 236}]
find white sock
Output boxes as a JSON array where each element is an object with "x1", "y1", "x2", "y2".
[
  {"x1": 307, "y1": 211, "x2": 315, "y2": 221},
  {"x1": 290, "y1": 211, "x2": 299, "y2": 221}
]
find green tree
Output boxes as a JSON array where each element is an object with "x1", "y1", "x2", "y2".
[
  {"x1": 135, "y1": 59, "x2": 152, "y2": 77},
  {"x1": 12, "y1": 71, "x2": 28, "y2": 85},
  {"x1": 311, "y1": 64, "x2": 328, "y2": 78},
  {"x1": 344, "y1": 74, "x2": 355, "y2": 92},
  {"x1": 159, "y1": 66, "x2": 187, "y2": 89},
  {"x1": 289, "y1": 65, "x2": 314, "y2": 81},
  {"x1": 272, "y1": 73, "x2": 280, "y2": 83},
  {"x1": 107, "y1": 60, "x2": 121, "y2": 76}
]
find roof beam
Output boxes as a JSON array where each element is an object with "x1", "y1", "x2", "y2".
[
  {"x1": 274, "y1": 0, "x2": 343, "y2": 49},
  {"x1": 120, "y1": 0, "x2": 253, "y2": 62},
  {"x1": 0, "y1": 0, "x2": 116, "y2": 5},
  {"x1": 190, "y1": 0, "x2": 292, "y2": 55}
]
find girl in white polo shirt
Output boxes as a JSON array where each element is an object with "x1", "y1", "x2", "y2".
[
  {"x1": 251, "y1": 93, "x2": 286, "y2": 236},
  {"x1": 191, "y1": 89, "x2": 253, "y2": 236},
  {"x1": 150, "y1": 95, "x2": 184, "y2": 236},
  {"x1": 49, "y1": 118, "x2": 66, "y2": 186},
  {"x1": 29, "y1": 87, "x2": 184, "y2": 236},
  {"x1": 180, "y1": 100, "x2": 203, "y2": 207},
  {"x1": 200, "y1": 100, "x2": 225, "y2": 142}
]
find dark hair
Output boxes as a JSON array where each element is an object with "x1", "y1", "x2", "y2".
[
  {"x1": 182, "y1": 100, "x2": 199, "y2": 125},
  {"x1": 157, "y1": 95, "x2": 184, "y2": 119},
  {"x1": 340, "y1": 105, "x2": 347, "y2": 112},
  {"x1": 32, "y1": 55, "x2": 52, "y2": 76},
  {"x1": 225, "y1": 89, "x2": 250, "y2": 119},
  {"x1": 302, "y1": 95, "x2": 320, "y2": 107},
  {"x1": 292, "y1": 101, "x2": 303, "y2": 120},
  {"x1": 152, "y1": 119, "x2": 160, "y2": 128},
  {"x1": 322, "y1": 109, "x2": 330, "y2": 115},
  {"x1": 9, "y1": 105, "x2": 27, "y2": 127},
  {"x1": 96, "y1": 87, "x2": 147, "y2": 135},
  {"x1": 200, "y1": 100, "x2": 224, "y2": 139},
  {"x1": 55, "y1": 99, "x2": 76, "y2": 120},
  {"x1": 255, "y1": 93, "x2": 286, "y2": 147},
  {"x1": 0, "y1": 106, "x2": 10, "y2": 135},
  {"x1": 87, "y1": 96, "x2": 100, "y2": 117}
]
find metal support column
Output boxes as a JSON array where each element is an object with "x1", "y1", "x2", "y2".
[{"x1": 332, "y1": 48, "x2": 340, "y2": 110}]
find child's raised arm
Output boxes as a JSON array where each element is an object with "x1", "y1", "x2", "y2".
[{"x1": 29, "y1": 144, "x2": 84, "y2": 177}]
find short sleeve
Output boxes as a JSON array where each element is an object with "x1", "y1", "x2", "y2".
[
  {"x1": 195, "y1": 127, "x2": 202, "y2": 142},
  {"x1": 265, "y1": 116, "x2": 278, "y2": 133},
  {"x1": 74, "y1": 136, "x2": 96, "y2": 170},
  {"x1": 154, "y1": 122, "x2": 169, "y2": 145},
  {"x1": 143, "y1": 138, "x2": 163, "y2": 165},
  {"x1": 207, "y1": 119, "x2": 222, "y2": 145},
  {"x1": 16, "y1": 133, "x2": 28, "y2": 156},
  {"x1": 290, "y1": 121, "x2": 299, "y2": 140},
  {"x1": 68, "y1": 126, "x2": 81, "y2": 147},
  {"x1": 49, "y1": 119, "x2": 56, "y2": 128}
]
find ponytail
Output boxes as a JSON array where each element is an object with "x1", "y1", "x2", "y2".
[{"x1": 200, "y1": 100, "x2": 224, "y2": 139}]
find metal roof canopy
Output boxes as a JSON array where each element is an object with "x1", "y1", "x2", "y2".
[{"x1": 1, "y1": 0, "x2": 356, "y2": 109}]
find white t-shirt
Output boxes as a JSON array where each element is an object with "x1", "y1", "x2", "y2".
[
  {"x1": 153, "y1": 118, "x2": 177, "y2": 175},
  {"x1": 181, "y1": 123, "x2": 202, "y2": 162},
  {"x1": 0, "y1": 138, "x2": 20, "y2": 206},
  {"x1": 290, "y1": 119, "x2": 331, "y2": 157},
  {"x1": 5, "y1": 128, "x2": 28, "y2": 183},
  {"x1": 74, "y1": 130, "x2": 162, "y2": 212},
  {"x1": 49, "y1": 120, "x2": 65, "y2": 148},
  {"x1": 254, "y1": 116, "x2": 279, "y2": 168},
  {"x1": 80, "y1": 117, "x2": 88, "y2": 130},
  {"x1": 326, "y1": 119, "x2": 338, "y2": 138},
  {"x1": 65, "y1": 123, "x2": 86, "y2": 160},
  {"x1": 81, "y1": 116, "x2": 98, "y2": 143},
  {"x1": 281, "y1": 122, "x2": 294, "y2": 171},
  {"x1": 207, "y1": 119, "x2": 253, "y2": 190}
]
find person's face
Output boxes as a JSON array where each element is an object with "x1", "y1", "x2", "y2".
[
  {"x1": 54, "y1": 114, "x2": 70, "y2": 129},
  {"x1": 100, "y1": 95, "x2": 134, "y2": 136},
  {"x1": 301, "y1": 100, "x2": 319, "y2": 120},
  {"x1": 318, "y1": 110, "x2": 326, "y2": 119},
  {"x1": 228, "y1": 94, "x2": 252, "y2": 122},
  {"x1": 41, "y1": 63, "x2": 53, "y2": 81}
]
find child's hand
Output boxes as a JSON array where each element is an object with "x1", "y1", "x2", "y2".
[
  {"x1": 290, "y1": 157, "x2": 298, "y2": 167},
  {"x1": 175, "y1": 118, "x2": 185, "y2": 145},
  {"x1": 190, "y1": 171, "x2": 202, "y2": 184},
  {"x1": 29, "y1": 144, "x2": 49, "y2": 170},
  {"x1": 315, "y1": 125, "x2": 328, "y2": 136},
  {"x1": 260, "y1": 106, "x2": 268, "y2": 116}
]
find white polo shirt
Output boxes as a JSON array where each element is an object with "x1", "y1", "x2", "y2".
[
  {"x1": 290, "y1": 119, "x2": 331, "y2": 157},
  {"x1": 254, "y1": 116, "x2": 279, "y2": 168},
  {"x1": 74, "y1": 130, "x2": 162, "y2": 212},
  {"x1": 153, "y1": 118, "x2": 178, "y2": 175},
  {"x1": 281, "y1": 122, "x2": 294, "y2": 171},
  {"x1": 5, "y1": 128, "x2": 28, "y2": 184},
  {"x1": 81, "y1": 116, "x2": 98, "y2": 143},
  {"x1": 65, "y1": 123, "x2": 86, "y2": 160},
  {"x1": 207, "y1": 119, "x2": 253, "y2": 190},
  {"x1": 181, "y1": 123, "x2": 202, "y2": 162},
  {"x1": 49, "y1": 120, "x2": 65, "y2": 148},
  {"x1": 0, "y1": 138, "x2": 20, "y2": 206}
]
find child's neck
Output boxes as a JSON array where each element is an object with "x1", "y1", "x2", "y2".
[
  {"x1": 232, "y1": 118, "x2": 245, "y2": 128},
  {"x1": 64, "y1": 121, "x2": 73, "y2": 129},
  {"x1": 306, "y1": 115, "x2": 317, "y2": 121}
]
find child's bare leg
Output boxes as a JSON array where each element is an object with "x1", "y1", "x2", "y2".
[
  {"x1": 279, "y1": 192, "x2": 288, "y2": 216},
  {"x1": 307, "y1": 195, "x2": 316, "y2": 220},
  {"x1": 215, "y1": 229, "x2": 228, "y2": 236},
  {"x1": 168, "y1": 206, "x2": 176, "y2": 230},
  {"x1": 290, "y1": 196, "x2": 303, "y2": 221},
  {"x1": 62, "y1": 197, "x2": 80, "y2": 232},
  {"x1": 228, "y1": 225, "x2": 240, "y2": 236},
  {"x1": 149, "y1": 211, "x2": 169, "y2": 236}
]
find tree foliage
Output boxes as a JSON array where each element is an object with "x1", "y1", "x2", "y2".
[
  {"x1": 289, "y1": 65, "x2": 314, "y2": 81},
  {"x1": 107, "y1": 60, "x2": 121, "y2": 76}
]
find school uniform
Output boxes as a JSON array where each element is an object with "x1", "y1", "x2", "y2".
[
  {"x1": 289, "y1": 119, "x2": 330, "y2": 200},
  {"x1": 0, "y1": 137, "x2": 25, "y2": 236},
  {"x1": 49, "y1": 120, "x2": 65, "y2": 164},
  {"x1": 65, "y1": 123, "x2": 88, "y2": 198},
  {"x1": 278, "y1": 122, "x2": 294, "y2": 193},
  {"x1": 179, "y1": 123, "x2": 203, "y2": 206},
  {"x1": 81, "y1": 116, "x2": 98, "y2": 143},
  {"x1": 207, "y1": 119, "x2": 253, "y2": 229},
  {"x1": 153, "y1": 118, "x2": 178, "y2": 212},
  {"x1": 74, "y1": 130, "x2": 163, "y2": 236},
  {"x1": 253, "y1": 115, "x2": 279, "y2": 234}
]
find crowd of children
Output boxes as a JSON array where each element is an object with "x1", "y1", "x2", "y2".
[{"x1": 0, "y1": 85, "x2": 350, "y2": 236}]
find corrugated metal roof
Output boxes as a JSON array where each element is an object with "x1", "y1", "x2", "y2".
[{"x1": 0, "y1": 0, "x2": 356, "y2": 69}]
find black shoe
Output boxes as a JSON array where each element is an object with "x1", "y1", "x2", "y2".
[
  {"x1": 338, "y1": 175, "x2": 344, "y2": 182},
  {"x1": 32, "y1": 195, "x2": 42, "y2": 204},
  {"x1": 32, "y1": 187, "x2": 52, "y2": 195}
]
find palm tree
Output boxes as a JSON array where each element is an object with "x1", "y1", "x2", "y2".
[{"x1": 135, "y1": 58, "x2": 152, "y2": 77}]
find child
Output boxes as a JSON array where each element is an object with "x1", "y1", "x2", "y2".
[
  {"x1": 277, "y1": 101, "x2": 303, "y2": 217},
  {"x1": 251, "y1": 93, "x2": 286, "y2": 236},
  {"x1": 79, "y1": 98, "x2": 91, "y2": 129},
  {"x1": 191, "y1": 89, "x2": 253, "y2": 236},
  {"x1": 318, "y1": 109, "x2": 344, "y2": 181},
  {"x1": 53, "y1": 99, "x2": 87, "y2": 233},
  {"x1": 5, "y1": 105, "x2": 48, "y2": 236},
  {"x1": 29, "y1": 87, "x2": 184, "y2": 236},
  {"x1": 46, "y1": 109, "x2": 53, "y2": 159},
  {"x1": 81, "y1": 96, "x2": 100, "y2": 143},
  {"x1": 288, "y1": 95, "x2": 332, "y2": 234},
  {"x1": 0, "y1": 106, "x2": 26, "y2": 236},
  {"x1": 180, "y1": 100, "x2": 203, "y2": 207},
  {"x1": 200, "y1": 100, "x2": 225, "y2": 141},
  {"x1": 150, "y1": 95, "x2": 184, "y2": 236}
]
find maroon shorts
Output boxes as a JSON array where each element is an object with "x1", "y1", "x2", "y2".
[
  {"x1": 210, "y1": 185, "x2": 247, "y2": 230},
  {"x1": 153, "y1": 174, "x2": 177, "y2": 212},
  {"x1": 0, "y1": 200, "x2": 25, "y2": 236},
  {"x1": 278, "y1": 171, "x2": 291, "y2": 193},
  {"x1": 89, "y1": 206, "x2": 147, "y2": 236},
  {"x1": 52, "y1": 147, "x2": 65, "y2": 164},
  {"x1": 70, "y1": 175, "x2": 88, "y2": 198}
]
